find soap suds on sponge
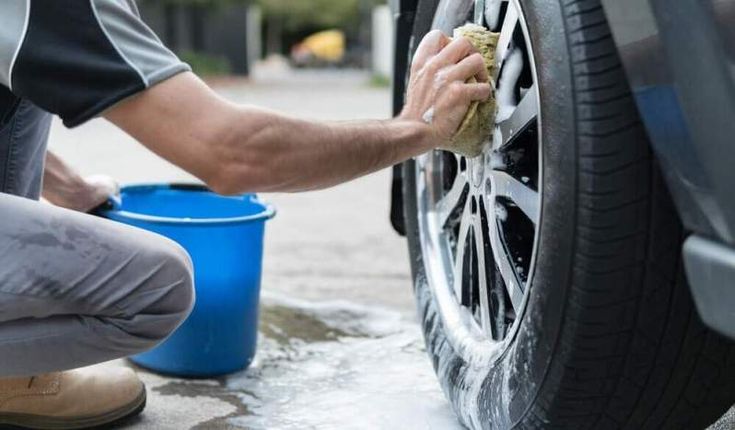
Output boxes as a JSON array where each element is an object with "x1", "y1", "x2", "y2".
[{"x1": 447, "y1": 24, "x2": 499, "y2": 158}]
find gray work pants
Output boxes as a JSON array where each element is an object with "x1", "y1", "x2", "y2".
[{"x1": 0, "y1": 100, "x2": 195, "y2": 377}]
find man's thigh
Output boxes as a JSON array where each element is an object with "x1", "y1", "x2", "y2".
[{"x1": 0, "y1": 192, "x2": 192, "y2": 322}]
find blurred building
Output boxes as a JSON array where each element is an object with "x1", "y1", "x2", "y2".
[
  {"x1": 371, "y1": 4, "x2": 394, "y2": 79},
  {"x1": 137, "y1": 2, "x2": 261, "y2": 76}
]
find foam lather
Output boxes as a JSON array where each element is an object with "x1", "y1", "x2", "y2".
[{"x1": 447, "y1": 24, "x2": 499, "y2": 158}]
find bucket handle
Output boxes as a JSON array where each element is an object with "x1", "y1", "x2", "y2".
[
  {"x1": 89, "y1": 194, "x2": 122, "y2": 216},
  {"x1": 169, "y1": 183, "x2": 210, "y2": 192},
  {"x1": 89, "y1": 183, "x2": 206, "y2": 216}
]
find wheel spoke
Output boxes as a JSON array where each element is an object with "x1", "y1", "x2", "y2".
[
  {"x1": 484, "y1": 0, "x2": 505, "y2": 31},
  {"x1": 487, "y1": 216, "x2": 524, "y2": 312},
  {"x1": 435, "y1": 172, "x2": 468, "y2": 229},
  {"x1": 493, "y1": 3, "x2": 518, "y2": 83},
  {"x1": 416, "y1": 154, "x2": 428, "y2": 172},
  {"x1": 473, "y1": 201, "x2": 494, "y2": 337},
  {"x1": 453, "y1": 202, "x2": 472, "y2": 300},
  {"x1": 495, "y1": 48, "x2": 524, "y2": 123},
  {"x1": 497, "y1": 84, "x2": 538, "y2": 148},
  {"x1": 491, "y1": 171, "x2": 539, "y2": 223}
]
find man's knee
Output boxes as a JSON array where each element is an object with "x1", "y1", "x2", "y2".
[
  {"x1": 156, "y1": 237, "x2": 196, "y2": 321},
  {"x1": 134, "y1": 236, "x2": 196, "y2": 343}
]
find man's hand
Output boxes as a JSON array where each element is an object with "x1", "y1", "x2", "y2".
[
  {"x1": 43, "y1": 152, "x2": 119, "y2": 213},
  {"x1": 73, "y1": 175, "x2": 120, "y2": 212},
  {"x1": 400, "y1": 30, "x2": 492, "y2": 147}
]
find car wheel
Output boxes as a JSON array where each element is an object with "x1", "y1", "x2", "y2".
[{"x1": 401, "y1": 0, "x2": 735, "y2": 428}]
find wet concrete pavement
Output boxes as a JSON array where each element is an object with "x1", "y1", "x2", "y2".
[{"x1": 48, "y1": 68, "x2": 733, "y2": 429}]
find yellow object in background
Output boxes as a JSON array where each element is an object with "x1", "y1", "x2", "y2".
[{"x1": 301, "y1": 30, "x2": 346, "y2": 62}]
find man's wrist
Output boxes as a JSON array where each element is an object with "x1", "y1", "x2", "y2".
[
  {"x1": 388, "y1": 117, "x2": 438, "y2": 157},
  {"x1": 44, "y1": 176, "x2": 111, "y2": 212},
  {"x1": 51, "y1": 180, "x2": 95, "y2": 211},
  {"x1": 71, "y1": 181, "x2": 100, "y2": 210}
]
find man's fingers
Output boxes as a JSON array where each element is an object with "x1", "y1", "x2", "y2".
[
  {"x1": 429, "y1": 37, "x2": 477, "y2": 70},
  {"x1": 446, "y1": 53, "x2": 489, "y2": 83},
  {"x1": 412, "y1": 30, "x2": 450, "y2": 71},
  {"x1": 460, "y1": 82, "x2": 493, "y2": 102}
]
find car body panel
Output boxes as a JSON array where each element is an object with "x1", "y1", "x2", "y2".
[
  {"x1": 602, "y1": 0, "x2": 735, "y2": 338},
  {"x1": 602, "y1": 0, "x2": 735, "y2": 243}
]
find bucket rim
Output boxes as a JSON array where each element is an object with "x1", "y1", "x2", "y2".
[{"x1": 101, "y1": 183, "x2": 276, "y2": 226}]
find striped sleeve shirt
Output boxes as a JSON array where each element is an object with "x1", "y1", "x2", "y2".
[{"x1": 0, "y1": 0, "x2": 190, "y2": 128}]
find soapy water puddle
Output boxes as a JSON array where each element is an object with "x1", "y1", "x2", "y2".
[
  {"x1": 136, "y1": 294, "x2": 734, "y2": 429},
  {"x1": 146, "y1": 293, "x2": 462, "y2": 430}
]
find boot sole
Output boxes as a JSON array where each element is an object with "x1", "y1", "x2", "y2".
[{"x1": 0, "y1": 385, "x2": 146, "y2": 430}]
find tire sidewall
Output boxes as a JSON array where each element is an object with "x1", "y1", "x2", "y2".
[{"x1": 403, "y1": 0, "x2": 578, "y2": 427}]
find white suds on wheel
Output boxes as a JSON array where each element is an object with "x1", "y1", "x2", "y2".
[
  {"x1": 495, "y1": 203, "x2": 508, "y2": 222},
  {"x1": 496, "y1": 49, "x2": 524, "y2": 123},
  {"x1": 490, "y1": 151, "x2": 506, "y2": 170}
]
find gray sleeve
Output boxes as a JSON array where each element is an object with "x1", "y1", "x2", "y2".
[
  {"x1": 92, "y1": 0, "x2": 190, "y2": 88},
  {"x1": 0, "y1": 1, "x2": 29, "y2": 89},
  {"x1": 0, "y1": 0, "x2": 191, "y2": 128}
]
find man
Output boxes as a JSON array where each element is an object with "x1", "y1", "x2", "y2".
[{"x1": 0, "y1": 1, "x2": 490, "y2": 428}]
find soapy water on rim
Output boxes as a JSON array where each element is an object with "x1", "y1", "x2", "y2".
[
  {"x1": 490, "y1": 49, "x2": 524, "y2": 152},
  {"x1": 495, "y1": 203, "x2": 508, "y2": 222},
  {"x1": 484, "y1": 0, "x2": 503, "y2": 30},
  {"x1": 226, "y1": 292, "x2": 462, "y2": 430},
  {"x1": 495, "y1": 49, "x2": 524, "y2": 124},
  {"x1": 414, "y1": 272, "x2": 517, "y2": 429},
  {"x1": 489, "y1": 151, "x2": 506, "y2": 170}
]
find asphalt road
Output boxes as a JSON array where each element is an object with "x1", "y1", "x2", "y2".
[{"x1": 47, "y1": 67, "x2": 733, "y2": 429}]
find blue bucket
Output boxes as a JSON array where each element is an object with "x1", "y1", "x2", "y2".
[{"x1": 101, "y1": 184, "x2": 275, "y2": 377}]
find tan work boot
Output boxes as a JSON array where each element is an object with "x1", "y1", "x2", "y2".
[{"x1": 0, "y1": 366, "x2": 146, "y2": 429}]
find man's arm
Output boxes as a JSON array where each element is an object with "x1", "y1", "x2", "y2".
[
  {"x1": 43, "y1": 152, "x2": 119, "y2": 212},
  {"x1": 105, "y1": 32, "x2": 490, "y2": 195}
]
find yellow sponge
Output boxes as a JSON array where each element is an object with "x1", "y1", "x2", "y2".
[{"x1": 448, "y1": 24, "x2": 499, "y2": 158}]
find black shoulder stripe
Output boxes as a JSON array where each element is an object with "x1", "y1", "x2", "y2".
[{"x1": 12, "y1": 0, "x2": 145, "y2": 126}]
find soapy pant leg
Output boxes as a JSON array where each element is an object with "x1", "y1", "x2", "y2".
[{"x1": 0, "y1": 192, "x2": 195, "y2": 377}]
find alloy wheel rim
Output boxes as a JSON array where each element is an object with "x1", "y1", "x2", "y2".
[{"x1": 415, "y1": 0, "x2": 542, "y2": 361}]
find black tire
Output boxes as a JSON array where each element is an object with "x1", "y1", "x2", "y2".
[{"x1": 402, "y1": 0, "x2": 735, "y2": 429}]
